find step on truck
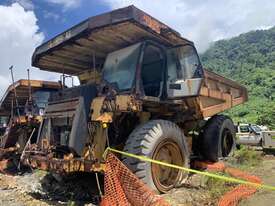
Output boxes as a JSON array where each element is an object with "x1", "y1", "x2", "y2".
[
  {"x1": 22, "y1": 6, "x2": 248, "y2": 192},
  {"x1": 0, "y1": 79, "x2": 60, "y2": 171}
]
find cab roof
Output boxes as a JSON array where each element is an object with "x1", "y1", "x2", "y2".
[{"x1": 32, "y1": 5, "x2": 193, "y2": 75}]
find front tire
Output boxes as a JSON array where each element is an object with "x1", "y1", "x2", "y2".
[{"x1": 122, "y1": 120, "x2": 189, "y2": 193}]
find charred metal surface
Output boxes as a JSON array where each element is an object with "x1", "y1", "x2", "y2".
[
  {"x1": 36, "y1": 84, "x2": 97, "y2": 156},
  {"x1": 0, "y1": 147, "x2": 19, "y2": 173},
  {"x1": 0, "y1": 80, "x2": 60, "y2": 173},
  {"x1": 24, "y1": 154, "x2": 104, "y2": 173},
  {"x1": 91, "y1": 95, "x2": 142, "y2": 122},
  {"x1": 198, "y1": 69, "x2": 248, "y2": 118},
  {"x1": 22, "y1": 144, "x2": 105, "y2": 174}
]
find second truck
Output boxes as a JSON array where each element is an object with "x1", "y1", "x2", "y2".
[
  {"x1": 23, "y1": 6, "x2": 248, "y2": 193},
  {"x1": 0, "y1": 79, "x2": 60, "y2": 172}
]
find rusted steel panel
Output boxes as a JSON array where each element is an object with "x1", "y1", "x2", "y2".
[
  {"x1": 46, "y1": 99, "x2": 79, "y2": 114},
  {"x1": 23, "y1": 154, "x2": 105, "y2": 173},
  {"x1": 198, "y1": 69, "x2": 248, "y2": 118},
  {"x1": 32, "y1": 5, "x2": 192, "y2": 75}
]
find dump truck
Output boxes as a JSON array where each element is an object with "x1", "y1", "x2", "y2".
[
  {"x1": 0, "y1": 79, "x2": 60, "y2": 171},
  {"x1": 22, "y1": 6, "x2": 248, "y2": 192}
]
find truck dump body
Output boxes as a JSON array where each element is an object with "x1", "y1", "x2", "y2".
[
  {"x1": 198, "y1": 69, "x2": 247, "y2": 118},
  {"x1": 0, "y1": 80, "x2": 61, "y2": 116},
  {"x1": 32, "y1": 5, "x2": 192, "y2": 75}
]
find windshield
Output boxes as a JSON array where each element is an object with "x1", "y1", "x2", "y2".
[
  {"x1": 239, "y1": 125, "x2": 250, "y2": 133},
  {"x1": 0, "y1": 116, "x2": 8, "y2": 127},
  {"x1": 32, "y1": 90, "x2": 52, "y2": 109},
  {"x1": 167, "y1": 44, "x2": 201, "y2": 82},
  {"x1": 251, "y1": 125, "x2": 262, "y2": 133},
  {"x1": 102, "y1": 43, "x2": 141, "y2": 91}
]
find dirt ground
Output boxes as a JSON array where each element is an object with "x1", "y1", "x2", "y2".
[
  {"x1": 239, "y1": 155, "x2": 275, "y2": 206},
  {"x1": 0, "y1": 153, "x2": 274, "y2": 206}
]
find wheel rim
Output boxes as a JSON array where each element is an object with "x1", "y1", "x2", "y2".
[
  {"x1": 151, "y1": 139, "x2": 185, "y2": 193},
  {"x1": 222, "y1": 129, "x2": 234, "y2": 157}
]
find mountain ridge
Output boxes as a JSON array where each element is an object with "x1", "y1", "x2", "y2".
[{"x1": 201, "y1": 26, "x2": 275, "y2": 129}]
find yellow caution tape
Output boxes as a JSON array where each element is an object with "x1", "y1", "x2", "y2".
[{"x1": 104, "y1": 147, "x2": 275, "y2": 191}]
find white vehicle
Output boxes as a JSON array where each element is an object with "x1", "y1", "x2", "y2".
[{"x1": 236, "y1": 123, "x2": 275, "y2": 149}]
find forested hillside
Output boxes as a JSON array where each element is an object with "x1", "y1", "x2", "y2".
[{"x1": 201, "y1": 26, "x2": 275, "y2": 129}]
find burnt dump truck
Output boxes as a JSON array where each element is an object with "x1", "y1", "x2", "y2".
[
  {"x1": 0, "y1": 79, "x2": 60, "y2": 171},
  {"x1": 23, "y1": 6, "x2": 248, "y2": 192}
]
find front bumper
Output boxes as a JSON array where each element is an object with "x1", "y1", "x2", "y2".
[{"x1": 22, "y1": 150, "x2": 105, "y2": 174}]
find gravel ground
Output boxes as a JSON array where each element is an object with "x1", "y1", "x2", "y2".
[
  {"x1": 0, "y1": 153, "x2": 274, "y2": 206},
  {"x1": 239, "y1": 156, "x2": 275, "y2": 206},
  {"x1": 0, "y1": 171, "x2": 99, "y2": 206}
]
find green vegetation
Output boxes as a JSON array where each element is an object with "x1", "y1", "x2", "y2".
[
  {"x1": 205, "y1": 147, "x2": 262, "y2": 199},
  {"x1": 201, "y1": 26, "x2": 275, "y2": 129},
  {"x1": 205, "y1": 175, "x2": 234, "y2": 199},
  {"x1": 231, "y1": 146, "x2": 262, "y2": 169}
]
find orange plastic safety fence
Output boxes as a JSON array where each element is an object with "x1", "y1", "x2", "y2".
[
  {"x1": 194, "y1": 161, "x2": 226, "y2": 172},
  {"x1": 218, "y1": 167, "x2": 261, "y2": 206},
  {"x1": 101, "y1": 153, "x2": 170, "y2": 206},
  {"x1": 195, "y1": 161, "x2": 261, "y2": 206}
]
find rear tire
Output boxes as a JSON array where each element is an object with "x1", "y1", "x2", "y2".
[
  {"x1": 201, "y1": 115, "x2": 236, "y2": 162},
  {"x1": 122, "y1": 120, "x2": 189, "y2": 193}
]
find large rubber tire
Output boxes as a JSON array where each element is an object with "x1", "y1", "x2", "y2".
[
  {"x1": 122, "y1": 120, "x2": 189, "y2": 193},
  {"x1": 201, "y1": 115, "x2": 236, "y2": 162}
]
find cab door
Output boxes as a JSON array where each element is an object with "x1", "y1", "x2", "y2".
[
  {"x1": 166, "y1": 44, "x2": 203, "y2": 98},
  {"x1": 140, "y1": 43, "x2": 165, "y2": 99}
]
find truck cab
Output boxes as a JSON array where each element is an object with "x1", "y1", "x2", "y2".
[
  {"x1": 236, "y1": 124, "x2": 263, "y2": 146},
  {"x1": 101, "y1": 40, "x2": 203, "y2": 100}
]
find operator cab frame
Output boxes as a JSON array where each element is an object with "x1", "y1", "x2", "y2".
[{"x1": 101, "y1": 40, "x2": 204, "y2": 101}]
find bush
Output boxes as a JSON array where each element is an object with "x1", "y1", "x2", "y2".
[{"x1": 233, "y1": 147, "x2": 262, "y2": 168}]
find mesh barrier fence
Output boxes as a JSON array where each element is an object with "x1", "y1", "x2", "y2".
[
  {"x1": 218, "y1": 167, "x2": 261, "y2": 206},
  {"x1": 101, "y1": 152, "x2": 261, "y2": 206},
  {"x1": 101, "y1": 153, "x2": 170, "y2": 206},
  {"x1": 194, "y1": 160, "x2": 261, "y2": 206}
]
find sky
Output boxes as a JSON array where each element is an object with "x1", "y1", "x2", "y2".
[{"x1": 0, "y1": 0, "x2": 275, "y2": 96}]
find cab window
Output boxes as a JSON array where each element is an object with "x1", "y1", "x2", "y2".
[
  {"x1": 167, "y1": 45, "x2": 201, "y2": 83},
  {"x1": 240, "y1": 125, "x2": 250, "y2": 133},
  {"x1": 141, "y1": 45, "x2": 164, "y2": 97}
]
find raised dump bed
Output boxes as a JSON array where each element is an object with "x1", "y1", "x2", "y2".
[
  {"x1": 24, "y1": 5, "x2": 248, "y2": 193},
  {"x1": 0, "y1": 80, "x2": 61, "y2": 116},
  {"x1": 32, "y1": 5, "x2": 191, "y2": 75}
]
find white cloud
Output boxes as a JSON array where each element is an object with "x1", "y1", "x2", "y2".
[
  {"x1": 102, "y1": 0, "x2": 275, "y2": 52},
  {"x1": 0, "y1": 3, "x2": 60, "y2": 96},
  {"x1": 13, "y1": 0, "x2": 34, "y2": 10},
  {"x1": 43, "y1": 10, "x2": 61, "y2": 22},
  {"x1": 45, "y1": 0, "x2": 81, "y2": 9}
]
